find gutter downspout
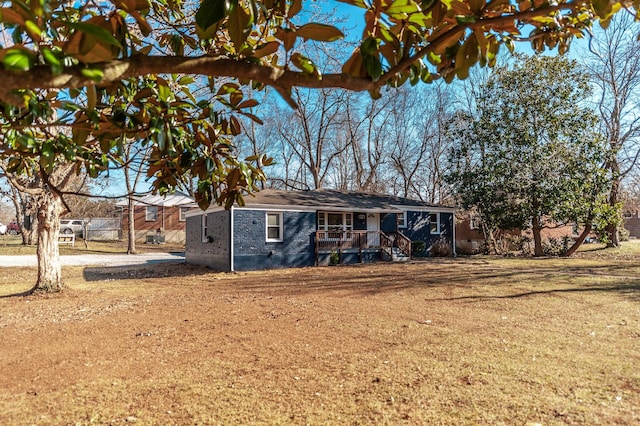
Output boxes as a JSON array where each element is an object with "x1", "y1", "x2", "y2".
[{"x1": 230, "y1": 206, "x2": 235, "y2": 272}]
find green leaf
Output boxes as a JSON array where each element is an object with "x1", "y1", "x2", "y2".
[
  {"x1": 386, "y1": 0, "x2": 421, "y2": 15},
  {"x1": 336, "y1": 0, "x2": 367, "y2": 8},
  {"x1": 195, "y1": 0, "x2": 236, "y2": 30},
  {"x1": 291, "y1": 53, "x2": 321, "y2": 79},
  {"x1": 3, "y1": 49, "x2": 34, "y2": 71},
  {"x1": 24, "y1": 20, "x2": 42, "y2": 40},
  {"x1": 360, "y1": 38, "x2": 382, "y2": 81},
  {"x1": 80, "y1": 67, "x2": 104, "y2": 82},
  {"x1": 65, "y1": 21, "x2": 123, "y2": 48},
  {"x1": 42, "y1": 47, "x2": 63, "y2": 75},
  {"x1": 228, "y1": 3, "x2": 252, "y2": 49},
  {"x1": 296, "y1": 23, "x2": 344, "y2": 42}
]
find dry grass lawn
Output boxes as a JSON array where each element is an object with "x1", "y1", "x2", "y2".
[{"x1": 0, "y1": 242, "x2": 639, "y2": 425}]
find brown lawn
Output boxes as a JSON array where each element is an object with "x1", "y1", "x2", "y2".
[{"x1": 1, "y1": 243, "x2": 639, "y2": 425}]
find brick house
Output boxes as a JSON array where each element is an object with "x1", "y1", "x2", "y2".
[
  {"x1": 455, "y1": 211, "x2": 578, "y2": 253},
  {"x1": 623, "y1": 209, "x2": 640, "y2": 238},
  {"x1": 117, "y1": 192, "x2": 197, "y2": 244},
  {"x1": 185, "y1": 189, "x2": 456, "y2": 272}
]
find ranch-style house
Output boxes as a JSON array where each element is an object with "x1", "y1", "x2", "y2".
[{"x1": 185, "y1": 189, "x2": 455, "y2": 272}]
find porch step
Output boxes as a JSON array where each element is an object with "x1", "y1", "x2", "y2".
[{"x1": 391, "y1": 247, "x2": 410, "y2": 262}]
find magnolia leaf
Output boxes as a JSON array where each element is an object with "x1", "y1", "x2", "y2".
[
  {"x1": 65, "y1": 21, "x2": 123, "y2": 48},
  {"x1": 86, "y1": 85, "x2": 97, "y2": 112},
  {"x1": 42, "y1": 48, "x2": 63, "y2": 75},
  {"x1": 195, "y1": 0, "x2": 236, "y2": 30},
  {"x1": 3, "y1": 48, "x2": 35, "y2": 71},
  {"x1": 288, "y1": 0, "x2": 303, "y2": 18},
  {"x1": 296, "y1": 23, "x2": 344, "y2": 42},
  {"x1": 80, "y1": 67, "x2": 104, "y2": 82},
  {"x1": 291, "y1": 53, "x2": 321, "y2": 79},
  {"x1": 237, "y1": 99, "x2": 258, "y2": 109},
  {"x1": 337, "y1": 0, "x2": 367, "y2": 7},
  {"x1": 342, "y1": 48, "x2": 367, "y2": 77},
  {"x1": 131, "y1": 10, "x2": 152, "y2": 36},
  {"x1": 228, "y1": 3, "x2": 252, "y2": 49},
  {"x1": 253, "y1": 41, "x2": 280, "y2": 58},
  {"x1": 25, "y1": 20, "x2": 42, "y2": 41},
  {"x1": 386, "y1": 0, "x2": 421, "y2": 16}
]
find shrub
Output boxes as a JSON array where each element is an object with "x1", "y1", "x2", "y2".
[
  {"x1": 620, "y1": 227, "x2": 630, "y2": 242},
  {"x1": 504, "y1": 235, "x2": 533, "y2": 256},
  {"x1": 430, "y1": 238, "x2": 452, "y2": 257},
  {"x1": 411, "y1": 240, "x2": 426, "y2": 257}
]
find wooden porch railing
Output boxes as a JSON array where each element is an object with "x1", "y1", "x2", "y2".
[{"x1": 315, "y1": 230, "x2": 411, "y2": 264}]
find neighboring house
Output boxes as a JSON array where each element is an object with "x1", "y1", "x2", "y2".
[
  {"x1": 185, "y1": 189, "x2": 455, "y2": 272},
  {"x1": 455, "y1": 210, "x2": 578, "y2": 254},
  {"x1": 623, "y1": 209, "x2": 640, "y2": 238},
  {"x1": 116, "y1": 192, "x2": 197, "y2": 244}
]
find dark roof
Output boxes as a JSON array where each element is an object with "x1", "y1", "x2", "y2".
[
  {"x1": 239, "y1": 189, "x2": 453, "y2": 211},
  {"x1": 116, "y1": 191, "x2": 196, "y2": 207}
]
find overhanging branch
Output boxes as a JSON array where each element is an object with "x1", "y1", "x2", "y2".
[{"x1": 0, "y1": 56, "x2": 375, "y2": 105}]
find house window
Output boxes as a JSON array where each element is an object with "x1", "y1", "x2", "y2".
[
  {"x1": 202, "y1": 214, "x2": 208, "y2": 242},
  {"x1": 397, "y1": 212, "x2": 407, "y2": 228},
  {"x1": 470, "y1": 214, "x2": 482, "y2": 230},
  {"x1": 317, "y1": 212, "x2": 353, "y2": 231},
  {"x1": 146, "y1": 206, "x2": 158, "y2": 221},
  {"x1": 430, "y1": 213, "x2": 440, "y2": 234},
  {"x1": 266, "y1": 212, "x2": 283, "y2": 242},
  {"x1": 179, "y1": 207, "x2": 190, "y2": 222}
]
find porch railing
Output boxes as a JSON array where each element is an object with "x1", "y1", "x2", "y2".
[{"x1": 315, "y1": 230, "x2": 411, "y2": 264}]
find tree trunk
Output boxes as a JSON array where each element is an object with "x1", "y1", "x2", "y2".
[
  {"x1": 532, "y1": 218, "x2": 544, "y2": 257},
  {"x1": 563, "y1": 222, "x2": 593, "y2": 257},
  {"x1": 30, "y1": 191, "x2": 64, "y2": 293},
  {"x1": 127, "y1": 196, "x2": 137, "y2": 254},
  {"x1": 606, "y1": 176, "x2": 621, "y2": 247},
  {"x1": 481, "y1": 222, "x2": 497, "y2": 254}
]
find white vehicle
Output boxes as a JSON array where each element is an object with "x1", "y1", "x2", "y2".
[
  {"x1": 60, "y1": 219, "x2": 85, "y2": 236},
  {"x1": 0, "y1": 223, "x2": 7, "y2": 235}
]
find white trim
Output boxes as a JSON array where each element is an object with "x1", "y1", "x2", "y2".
[
  {"x1": 179, "y1": 206, "x2": 189, "y2": 222},
  {"x1": 397, "y1": 211, "x2": 407, "y2": 228},
  {"x1": 230, "y1": 206, "x2": 235, "y2": 272},
  {"x1": 391, "y1": 204, "x2": 455, "y2": 213},
  {"x1": 317, "y1": 211, "x2": 353, "y2": 231},
  {"x1": 430, "y1": 212, "x2": 441, "y2": 235},
  {"x1": 265, "y1": 211, "x2": 284, "y2": 242},
  {"x1": 201, "y1": 214, "x2": 208, "y2": 243},
  {"x1": 145, "y1": 205, "x2": 158, "y2": 221}
]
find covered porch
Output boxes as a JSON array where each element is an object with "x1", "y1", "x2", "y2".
[{"x1": 314, "y1": 230, "x2": 412, "y2": 265}]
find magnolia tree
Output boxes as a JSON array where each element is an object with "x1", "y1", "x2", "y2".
[
  {"x1": 0, "y1": 0, "x2": 636, "y2": 292},
  {"x1": 447, "y1": 55, "x2": 613, "y2": 257}
]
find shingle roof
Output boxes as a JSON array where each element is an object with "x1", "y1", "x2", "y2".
[
  {"x1": 115, "y1": 191, "x2": 196, "y2": 207},
  {"x1": 239, "y1": 189, "x2": 453, "y2": 211}
]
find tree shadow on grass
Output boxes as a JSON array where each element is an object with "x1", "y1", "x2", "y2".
[
  {"x1": 4, "y1": 257, "x2": 639, "y2": 303},
  {"x1": 82, "y1": 260, "x2": 206, "y2": 281},
  {"x1": 432, "y1": 281, "x2": 640, "y2": 303}
]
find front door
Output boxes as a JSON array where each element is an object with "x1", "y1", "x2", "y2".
[{"x1": 366, "y1": 213, "x2": 380, "y2": 247}]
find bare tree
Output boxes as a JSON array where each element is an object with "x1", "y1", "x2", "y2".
[
  {"x1": 272, "y1": 87, "x2": 352, "y2": 189},
  {"x1": 586, "y1": 12, "x2": 640, "y2": 246},
  {"x1": 340, "y1": 92, "x2": 395, "y2": 192},
  {"x1": 388, "y1": 84, "x2": 457, "y2": 204}
]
